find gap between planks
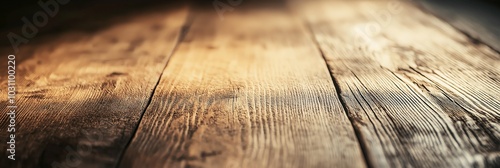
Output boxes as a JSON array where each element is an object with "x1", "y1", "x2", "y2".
[
  {"x1": 304, "y1": 23, "x2": 375, "y2": 168},
  {"x1": 292, "y1": 0, "x2": 499, "y2": 167},
  {"x1": 118, "y1": 3, "x2": 366, "y2": 168},
  {"x1": 115, "y1": 11, "x2": 194, "y2": 167},
  {"x1": 0, "y1": 5, "x2": 190, "y2": 168}
]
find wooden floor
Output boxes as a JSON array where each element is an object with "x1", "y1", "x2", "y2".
[{"x1": 1, "y1": 0, "x2": 499, "y2": 167}]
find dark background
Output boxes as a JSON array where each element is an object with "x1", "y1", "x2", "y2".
[
  {"x1": 1, "y1": 0, "x2": 499, "y2": 48},
  {"x1": 0, "y1": 0, "x2": 188, "y2": 46}
]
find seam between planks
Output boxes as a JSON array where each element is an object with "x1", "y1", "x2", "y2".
[
  {"x1": 114, "y1": 9, "x2": 194, "y2": 168},
  {"x1": 407, "y1": 67, "x2": 500, "y2": 144},
  {"x1": 303, "y1": 22, "x2": 374, "y2": 168}
]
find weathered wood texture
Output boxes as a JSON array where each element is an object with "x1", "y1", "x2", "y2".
[
  {"x1": 120, "y1": 5, "x2": 365, "y2": 168},
  {"x1": 417, "y1": 0, "x2": 500, "y2": 52},
  {"x1": 1, "y1": 1, "x2": 499, "y2": 168},
  {"x1": 294, "y1": 1, "x2": 499, "y2": 167},
  {"x1": 0, "y1": 7, "x2": 188, "y2": 167}
]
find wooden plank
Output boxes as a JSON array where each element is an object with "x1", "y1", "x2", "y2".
[
  {"x1": 0, "y1": 7, "x2": 188, "y2": 167},
  {"x1": 293, "y1": 1, "x2": 500, "y2": 167},
  {"x1": 417, "y1": 0, "x2": 500, "y2": 52},
  {"x1": 120, "y1": 4, "x2": 366, "y2": 168}
]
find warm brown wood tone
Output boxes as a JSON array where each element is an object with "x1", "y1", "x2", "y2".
[
  {"x1": 120, "y1": 6, "x2": 365, "y2": 168},
  {"x1": 1, "y1": 1, "x2": 500, "y2": 168},
  {"x1": 293, "y1": 1, "x2": 499, "y2": 167},
  {"x1": 0, "y1": 7, "x2": 188, "y2": 167}
]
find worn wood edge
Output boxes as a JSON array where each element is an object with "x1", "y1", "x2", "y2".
[
  {"x1": 0, "y1": 6, "x2": 190, "y2": 168},
  {"x1": 291, "y1": 0, "x2": 500, "y2": 167},
  {"x1": 114, "y1": 6, "x2": 194, "y2": 168}
]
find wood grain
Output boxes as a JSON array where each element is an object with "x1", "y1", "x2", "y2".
[
  {"x1": 120, "y1": 5, "x2": 366, "y2": 168},
  {"x1": 294, "y1": 1, "x2": 500, "y2": 167},
  {"x1": 0, "y1": 7, "x2": 188, "y2": 167}
]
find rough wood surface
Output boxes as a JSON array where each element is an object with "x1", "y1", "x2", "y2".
[
  {"x1": 0, "y1": 7, "x2": 188, "y2": 167},
  {"x1": 294, "y1": 1, "x2": 500, "y2": 167},
  {"x1": 1, "y1": 1, "x2": 499, "y2": 168},
  {"x1": 120, "y1": 5, "x2": 366, "y2": 168}
]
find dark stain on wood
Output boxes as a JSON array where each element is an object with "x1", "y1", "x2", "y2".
[{"x1": 107, "y1": 72, "x2": 128, "y2": 77}]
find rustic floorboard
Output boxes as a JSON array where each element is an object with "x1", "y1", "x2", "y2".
[
  {"x1": 0, "y1": 7, "x2": 188, "y2": 167},
  {"x1": 119, "y1": 5, "x2": 365, "y2": 168},
  {"x1": 294, "y1": 1, "x2": 499, "y2": 167},
  {"x1": 1, "y1": 1, "x2": 499, "y2": 168}
]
